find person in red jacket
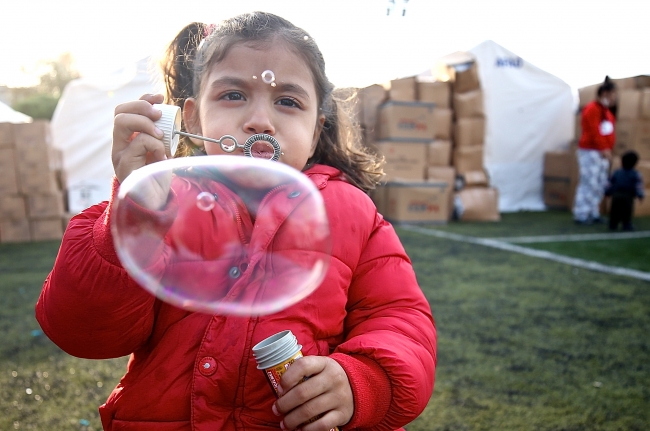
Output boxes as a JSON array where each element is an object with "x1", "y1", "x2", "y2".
[
  {"x1": 36, "y1": 12, "x2": 436, "y2": 431},
  {"x1": 573, "y1": 77, "x2": 617, "y2": 224}
]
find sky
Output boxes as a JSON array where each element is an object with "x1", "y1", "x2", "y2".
[{"x1": 1, "y1": 0, "x2": 649, "y2": 91}]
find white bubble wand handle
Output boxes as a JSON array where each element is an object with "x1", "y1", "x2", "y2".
[{"x1": 154, "y1": 104, "x2": 282, "y2": 161}]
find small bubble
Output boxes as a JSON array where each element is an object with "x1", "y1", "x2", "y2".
[
  {"x1": 303, "y1": 35, "x2": 309, "y2": 40},
  {"x1": 44, "y1": 385, "x2": 50, "y2": 390},
  {"x1": 13, "y1": 421, "x2": 19, "y2": 429},
  {"x1": 35, "y1": 395, "x2": 42, "y2": 401},
  {"x1": 43, "y1": 372, "x2": 48, "y2": 378},
  {"x1": 26, "y1": 388, "x2": 32, "y2": 395},
  {"x1": 196, "y1": 192, "x2": 216, "y2": 211},
  {"x1": 261, "y1": 70, "x2": 275, "y2": 84},
  {"x1": 593, "y1": 381, "x2": 602, "y2": 388},
  {"x1": 97, "y1": 381, "x2": 103, "y2": 388},
  {"x1": 12, "y1": 371, "x2": 17, "y2": 377},
  {"x1": 79, "y1": 419, "x2": 90, "y2": 427},
  {"x1": 270, "y1": 82, "x2": 277, "y2": 87},
  {"x1": 69, "y1": 368, "x2": 75, "y2": 375},
  {"x1": 252, "y1": 75, "x2": 257, "y2": 79}
]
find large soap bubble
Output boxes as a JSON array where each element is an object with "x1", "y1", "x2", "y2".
[{"x1": 111, "y1": 155, "x2": 331, "y2": 316}]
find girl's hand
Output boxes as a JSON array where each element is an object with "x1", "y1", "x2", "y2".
[
  {"x1": 112, "y1": 94, "x2": 166, "y2": 183},
  {"x1": 273, "y1": 356, "x2": 353, "y2": 431},
  {"x1": 113, "y1": 94, "x2": 171, "y2": 210}
]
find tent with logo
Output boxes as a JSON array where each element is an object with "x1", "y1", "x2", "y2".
[
  {"x1": 51, "y1": 57, "x2": 162, "y2": 213},
  {"x1": 466, "y1": 40, "x2": 575, "y2": 212}
]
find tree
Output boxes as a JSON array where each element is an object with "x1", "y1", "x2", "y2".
[{"x1": 12, "y1": 53, "x2": 80, "y2": 120}]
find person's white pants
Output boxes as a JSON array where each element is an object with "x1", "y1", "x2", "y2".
[{"x1": 572, "y1": 149, "x2": 609, "y2": 222}]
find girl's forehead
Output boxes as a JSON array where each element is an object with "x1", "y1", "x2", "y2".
[{"x1": 208, "y1": 42, "x2": 317, "y2": 89}]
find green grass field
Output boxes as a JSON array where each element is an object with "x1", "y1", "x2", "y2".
[{"x1": 1, "y1": 212, "x2": 649, "y2": 430}]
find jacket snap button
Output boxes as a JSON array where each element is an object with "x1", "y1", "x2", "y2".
[
  {"x1": 198, "y1": 357, "x2": 217, "y2": 376},
  {"x1": 229, "y1": 267, "x2": 241, "y2": 278},
  {"x1": 288, "y1": 191, "x2": 301, "y2": 198}
]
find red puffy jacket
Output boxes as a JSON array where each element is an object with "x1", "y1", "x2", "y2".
[
  {"x1": 579, "y1": 100, "x2": 616, "y2": 151},
  {"x1": 36, "y1": 164, "x2": 436, "y2": 431}
]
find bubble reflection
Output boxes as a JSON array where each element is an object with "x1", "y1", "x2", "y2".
[
  {"x1": 196, "y1": 192, "x2": 216, "y2": 211},
  {"x1": 261, "y1": 70, "x2": 275, "y2": 84}
]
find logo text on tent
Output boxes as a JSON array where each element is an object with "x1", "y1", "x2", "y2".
[{"x1": 495, "y1": 57, "x2": 523, "y2": 68}]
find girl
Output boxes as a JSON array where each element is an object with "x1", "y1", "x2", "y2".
[{"x1": 36, "y1": 12, "x2": 436, "y2": 431}]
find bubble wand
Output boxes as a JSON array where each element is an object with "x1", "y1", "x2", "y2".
[{"x1": 154, "y1": 104, "x2": 282, "y2": 161}]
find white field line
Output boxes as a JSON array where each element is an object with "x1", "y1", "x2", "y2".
[
  {"x1": 489, "y1": 231, "x2": 650, "y2": 243},
  {"x1": 400, "y1": 225, "x2": 650, "y2": 282}
]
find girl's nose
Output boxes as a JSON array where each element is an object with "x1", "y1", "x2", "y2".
[{"x1": 243, "y1": 102, "x2": 275, "y2": 135}]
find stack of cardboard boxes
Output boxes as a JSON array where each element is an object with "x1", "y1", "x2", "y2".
[
  {"x1": 447, "y1": 61, "x2": 499, "y2": 222},
  {"x1": 0, "y1": 121, "x2": 67, "y2": 243},
  {"x1": 543, "y1": 75, "x2": 650, "y2": 216},
  {"x1": 357, "y1": 57, "x2": 499, "y2": 224}
]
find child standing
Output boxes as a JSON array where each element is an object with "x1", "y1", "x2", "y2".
[
  {"x1": 606, "y1": 150, "x2": 645, "y2": 231},
  {"x1": 36, "y1": 12, "x2": 436, "y2": 431}
]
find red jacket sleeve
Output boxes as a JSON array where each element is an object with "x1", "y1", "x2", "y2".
[
  {"x1": 330, "y1": 193, "x2": 436, "y2": 430},
  {"x1": 35, "y1": 178, "x2": 173, "y2": 359}
]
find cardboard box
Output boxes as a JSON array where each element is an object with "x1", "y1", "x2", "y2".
[
  {"x1": 389, "y1": 76, "x2": 417, "y2": 101},
  {"x1": 427, "y1": 140, "x2": 452, "y2": 166},
  {"x1": 0, "y1": 148, "x2": 19, "y2": 195},
  {"x1": 452, "y1": 62, "x2": 480, "y2": 94},
  {"x1": 634, "y1": 120, "x2": 650, "y2": 160},
  {"x1": 455, "y1": 187, "x2": 500, "y2": 221},
  {"x1": 459, "y1": 170, "x2": 489, "y2": 188},
  {"x1": 543, "y1": 177, "x2": 576, "y2": 209},
  {"x1": 356, "y1": 84, "x2": 387, "y2": 130},
  {"x1": 614, "y1": 120, "x2": 637, "y2": 156},
  {"x1": 0, "y1": 219, "x2": 31, "y2": 243},
  {"x1": 453, "y1": 145, "x2": 484, "y2": 174},
  {"x1": 417, "y1": 81, "x2": 450, "y2": 108},
  {"x1": 578, "y1": 84, "x2": 599, "y2": 110},
  {"x1": 426, "y1": 166, "x2": 456, "y2": 218},
  {"x1": 383, "y1": 180, "x2": 450, "y2": 223},
  {"x1": 453, "y1": 89, "x2": 484, "y2": 119},
  {"x1": 617, "y1": 90, "x2": 642, "y2": 120},
  {"x1": 378, "y1": 101, "x2": 436, "y2": 141},
  {"x1": 27, "y1": 191, "x2": 65, "y2": 218},
  {"x1": 17, "y1": 166, "x2": 59, "y2": 194},
  {"x1": 30, "y1": 217, "x2": 64, "y2": 241},
  {"x1": 0, "y1": 122, "x2": 15, "y2": 147},
  {"x1": 0, "y1": 195, "x2": 26, "y2": 220},
  {"x1": 641, "y1": 89, "x2": 650, "y2": 120},
  {"x1": 453, "y1": 117, "x2": 485, "y2": 147},
  {"x1": 13, "y1": 120, "x2": 51, "y2": 153},
  {"x1": 432, "y1": 108, "x2": 453, "y2": 140},
  {"x1": 374, "y1": 140, "x2": 428, "y2": 181},
  {"x1": 544, "y1": 150, "x2": 577, "y2": 178}
]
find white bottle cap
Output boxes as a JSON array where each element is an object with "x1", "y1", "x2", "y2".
[{"x1": 153, "y1": 104, "x2": 181, "y2": 157}]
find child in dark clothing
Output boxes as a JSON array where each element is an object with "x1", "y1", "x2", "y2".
[{"x1": 606, "y1": 150, "x2": 645, "y2": 231}]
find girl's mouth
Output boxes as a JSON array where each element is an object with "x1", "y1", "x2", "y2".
[{"x1": 250, "y1": 140, "x2": 276, "y2": 160}]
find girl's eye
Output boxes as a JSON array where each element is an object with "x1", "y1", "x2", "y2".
[
  {"x1": 222, "y1": 92, "x2": 244, "y2": 101},
  {"x1": 277, "y1": 98, "x2": 301, "y2": 108}
]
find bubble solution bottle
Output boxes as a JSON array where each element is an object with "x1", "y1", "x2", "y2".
[{"x1": 252, "y1": 330, "x2": 339, "y2": 431}]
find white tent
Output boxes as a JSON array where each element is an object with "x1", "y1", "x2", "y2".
[
  {"x1": 467, "y1": 40, "x2": 575, "y2": 212},
  {"x1": 51, "y1": 57, "x2": 162, "y2": 213},
  {"x1": 0, "y1": 101, "x2": 32, "y2": 123}
]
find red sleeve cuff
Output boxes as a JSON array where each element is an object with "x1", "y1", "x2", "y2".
[{"x1": 330, "y1": 353, "x2": 391, "y2": 429}]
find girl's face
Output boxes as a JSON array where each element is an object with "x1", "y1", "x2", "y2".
[{"x1": 183, "y1": 41, "x2": 325, "y2": 172}]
